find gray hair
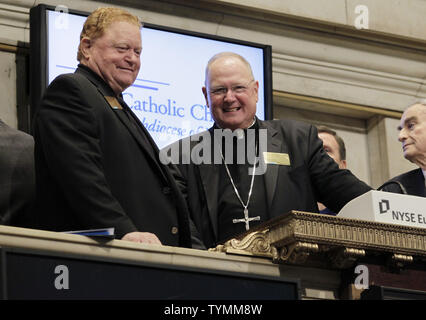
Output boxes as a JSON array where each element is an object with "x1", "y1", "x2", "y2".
[
  {"x1": 204, "y1": 52, "x2": 254, "y2": 85},
  {"x1": 407, "y1": 99, "x2": 426, "y2": 115}
]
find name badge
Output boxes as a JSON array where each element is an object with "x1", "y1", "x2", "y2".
[
  {"x1": 263, "y1": 152, "x2": 291, "y2": 166},
  {"x1": 105, "y1": 96, "x2": 122, "y2": 110}
]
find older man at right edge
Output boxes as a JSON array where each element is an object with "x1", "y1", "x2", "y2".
[{"x1": 380, "y1": 100, "x2": 426, "y2": 197}]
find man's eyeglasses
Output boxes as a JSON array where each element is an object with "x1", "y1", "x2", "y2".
[{"x1": 209, "y1": 80, "x2": 255, "y2": 97}]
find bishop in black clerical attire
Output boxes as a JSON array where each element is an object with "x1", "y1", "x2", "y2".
[
  {"x1": 216, "y1": 120, "x2": 269, "y2": 243},
  {"x1": 165, "y1": 52, "x2": 372, "y2": 248}
]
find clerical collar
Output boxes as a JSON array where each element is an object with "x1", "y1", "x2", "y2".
[
  {"x1": 247, "y1": 118, "x2": 257, "y2": 129},
  {"x1": 214, "y1": 118, "x2": 258, "y2": 130}
]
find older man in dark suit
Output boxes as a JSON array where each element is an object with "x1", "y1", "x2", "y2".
[
  {"x1": 380, "y1": 101, "x2": 426, "y2": 197},
  {"x1": 33, "y1": 7, "x2": 197, "y2": 247},
  {"x1": 165, "y1": 52, "x2": 372, "y2": 248},
  {"x1": 0, "y1": 119, "x2": 35, "y2": 226}
]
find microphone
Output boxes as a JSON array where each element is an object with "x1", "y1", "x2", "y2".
[{"x1": 377, "y1": 181, "x2": 408, "y2": 195}]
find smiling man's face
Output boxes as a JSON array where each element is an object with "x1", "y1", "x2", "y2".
[
  {"x1": 203, "y1": 56, "x2": 259, "y2": 130},
  {"x1": 81, "y1": 20, "x2": 142, "y2": 95}
]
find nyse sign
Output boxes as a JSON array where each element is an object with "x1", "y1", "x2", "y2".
[
  {"x1": 378, "y1": 199, "x2": 426, "y2": 225},
  {"x1": 339, "y1": 191, "x2": 426, "y2": 229},
  {"x1": 375, "y1": 196, "x2": 426, "y2": 228}
]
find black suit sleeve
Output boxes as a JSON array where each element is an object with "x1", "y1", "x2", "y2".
[
  {"x1": 0, "y1": 125, "x2": 35, "y2": 227},
  {"x1": 165, "y1": 160, "x2": 206, "y2": 249},
  {"x1": 35, "y1": 75, "x2": 137, "y2": 236}
]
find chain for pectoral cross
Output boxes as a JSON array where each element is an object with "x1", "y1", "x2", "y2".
[{"x1": 220, "y1": 145, "x2": 260, "y2": 231}]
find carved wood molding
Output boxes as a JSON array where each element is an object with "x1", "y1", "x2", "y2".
[
  {"x1": 209, "y1": 229, "x2": 279, "y2": 261},
  {"x1": 210, "y1": 211, "x2": 426, "y2": 269}
]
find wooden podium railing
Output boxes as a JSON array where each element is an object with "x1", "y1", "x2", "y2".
[
  {"x1": 0, "y1": 223, "x2": 299, "y2": 300},
  {"x1": 1, "y1": 210, "x2": 425, "y2": 300},
  {"x1": 210, "y1": 211, "x2": 426, "y2": 267},
  {"x1": 210, "y1": 210, "x2": 426, "y2": 298}
]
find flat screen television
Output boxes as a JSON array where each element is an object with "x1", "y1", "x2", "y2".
[{"x1": 30, "y1": 4, "x2": 273, "y2": 148}]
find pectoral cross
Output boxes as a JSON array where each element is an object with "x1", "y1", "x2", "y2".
[{"x1": 232, "y1": 208, "x2": 261, "y2": 231}]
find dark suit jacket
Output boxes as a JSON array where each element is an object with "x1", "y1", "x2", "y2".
[
  {"x1": 33, "y1": 65, "x2": 192, "y2": 247},
  {"x1": 380, "y1": 168, "x2": 425, "y2": 197},
  {"x1": 170, "y1": 119, "x2": 372, "y2": 248},
  {"x1": 0, "y1": 119, "x2": 35, "y2": 226}
]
